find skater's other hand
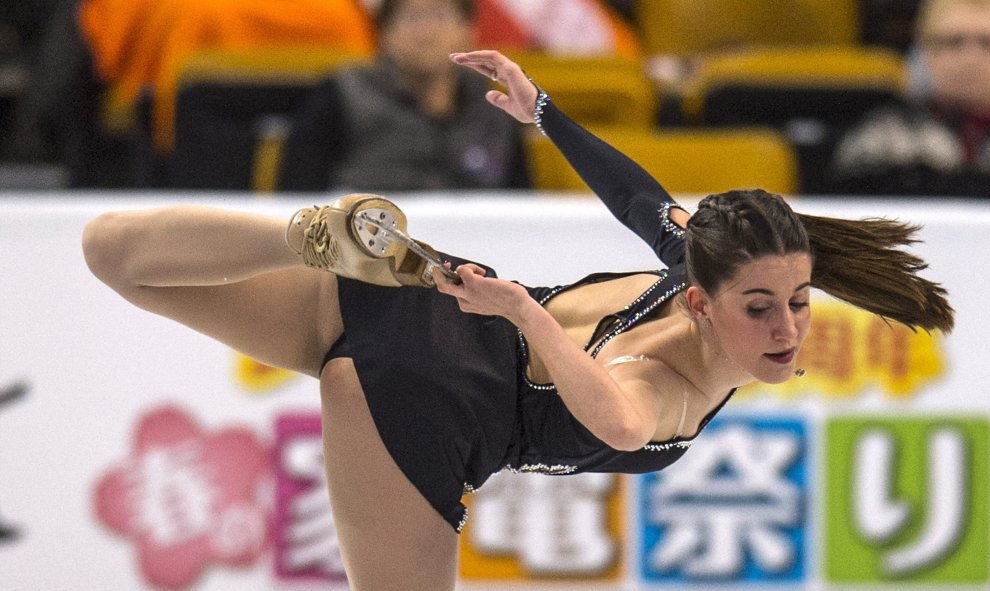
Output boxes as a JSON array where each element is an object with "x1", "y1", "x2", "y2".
[
  {"x1": 434, "y1": 262, "x2": 531, "y2": 322},
  {"x1": 450, "y1": 50, "x2": 538, "y2": 124}
]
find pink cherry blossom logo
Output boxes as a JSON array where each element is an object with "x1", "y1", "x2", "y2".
[{"x1": 93, "y1": 405, "x2": 271, "y2": 589}]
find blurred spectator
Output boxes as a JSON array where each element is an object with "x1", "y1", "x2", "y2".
[
  {"x1": 0, "y1": 2, "x2": 50, "y2": 53},
  {"x1": 14, "y1": 0, "x2": 375, "y2": 187},
  {"x1": 78, "y1": 0, "x2": 375, "y2": 154},
  {"x1": 830, "y1": 0, "x2": 990, "y2": 196},
  {"x1": 0, "y1": 1, "x2": 54, "y2": 165},
  {"x1": 10, "y1": 0, "x2": 107, "y2": 185},
  {"x1": 277, "y1": 0, "x2": 529, "y2": 192},
  {"x1": 860, "y1": 0, "x2": 925, "y2": 52}
]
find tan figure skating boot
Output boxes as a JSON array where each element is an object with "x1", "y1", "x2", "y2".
[{"x1": 285, "y1": 194, "x2": 455, "y2": 288}]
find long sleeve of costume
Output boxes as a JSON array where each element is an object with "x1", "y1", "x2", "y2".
[{"x1": 538, "y1": 99, "x2": 685, "y2": 266}]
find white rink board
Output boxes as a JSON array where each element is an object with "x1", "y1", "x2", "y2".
[{"x1": 0, "y1": 192, "x2": 987, "y2": 590}]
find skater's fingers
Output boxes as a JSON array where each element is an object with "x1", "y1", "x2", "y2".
[
  {"x1": 485, "y1": 90, "x2": 511, "y2": 110},
  {"x1": 451, "y1": 50, "x2": 520, "y2": 74},
  {"x1": 450, "y1": 58, "x2": 493, "y2": 78},
  {"x1": 432, "y1": 268, "x2": 461, "y2": 293},
  {"x1": 452, "y1": 273, "x2": 481, "y2": 294},
  {"x1": 449, "y1": 53, "x2": 502, "y2": 83},
  {"x1": 485, "y1": 87, "x2": 535, "y2": 124},
  {"x1": 455, "y1": 263, "x2": 486, "y2": 279},
  {"x1": 450, "y1": 50, "x2": 503, "y2": 68}
]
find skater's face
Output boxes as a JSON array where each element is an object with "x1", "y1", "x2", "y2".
[{"x1": 696, "y1": 253, "x2": 812, "y2": 384}]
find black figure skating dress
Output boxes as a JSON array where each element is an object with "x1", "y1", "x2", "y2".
[{"x1": 322, "y1": 97, "x2": 734, "y2": 531}]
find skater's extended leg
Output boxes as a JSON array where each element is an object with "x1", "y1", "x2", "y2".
[{"x1": 320, "y1": 359, "x2": 459, "y2": 591}]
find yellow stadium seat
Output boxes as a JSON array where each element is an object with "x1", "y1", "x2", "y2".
[
  {"x1": 680, "y1": 46, "x2": 907, "y2": 121},
  {"x1": 526, "y1": 126, "x2": 798, "y2": 195},
  {"x1": 509, "y1": 51, "x2": 658, "y2": 128},
  {"x1": 175, "y1": 45, "x2": 369, "y2": 86},
  {"x1": 672, "y1": 47, "x2": 906, "y2": 193},
  {"x1": 636, "y1": 0, "x2": 860, "y2": 55}
]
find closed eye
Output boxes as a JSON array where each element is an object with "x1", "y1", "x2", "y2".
[{"x1": 748, "y1": 301, "x2": 809, "y2": 317}]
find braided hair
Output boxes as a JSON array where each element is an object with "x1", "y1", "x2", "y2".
[{"x1": 684, "y1": 189, "x2": 954, "y2": 333}]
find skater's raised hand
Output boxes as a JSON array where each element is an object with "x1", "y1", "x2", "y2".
[{"x1": 450, "y1": 50, "x2": 539, "y2": 124}]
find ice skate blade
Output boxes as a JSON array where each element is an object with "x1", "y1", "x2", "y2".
[{"x1": 355, "y1": 211, "x2": 461, "y2": 283}]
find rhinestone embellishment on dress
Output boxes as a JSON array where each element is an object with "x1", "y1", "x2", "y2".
[
  {"x1": 643, "y1": 440, "x2": 692, "y2": 452},
  {"x1": 505, "y1": 463, "x2": 578, "y2": 475},
  {"x1": 456, "y1": 508, "x2": 469, "y2": 533}
]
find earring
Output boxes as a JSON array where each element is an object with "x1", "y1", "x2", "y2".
[{"x1": 795, "y1": 368, "x2": 806, "y2": 377}]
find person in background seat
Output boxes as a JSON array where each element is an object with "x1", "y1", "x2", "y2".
[
  {"x1": 830, "y1": 0, "x2": 990, "y2": 196},
  {"x1": 277, "y1": 0, "x2": 529, "y2": 192}
]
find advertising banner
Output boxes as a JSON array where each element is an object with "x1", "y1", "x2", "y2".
[{"x1": 0, "y1": 193, "x2": 986, "y2": 590}]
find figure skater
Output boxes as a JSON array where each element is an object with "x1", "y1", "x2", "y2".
[{"x1": 82, "y1": 49, "x2": 953, "y2": 590}]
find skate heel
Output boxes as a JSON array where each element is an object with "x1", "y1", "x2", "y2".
[{"x1": 286, "y1": 194, "x2": 453, "y2": 288}]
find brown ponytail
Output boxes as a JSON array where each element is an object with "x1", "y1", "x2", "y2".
[
  {"x1": 797, "y1": 213, "x2": 954, "y2": 333},
  {"x1": 686, "y1": 189, "x2": 954, "y2": 334}
]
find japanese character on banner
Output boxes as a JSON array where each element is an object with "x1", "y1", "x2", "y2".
[
  {"x1": 641, "y1": 418, "x2": 807, "y2": 582},
  {"x1": 0, "y1": 380, "x2": 27, "y2": 543},
  {"x1": 273, "y1": 413, "x2": 346, "y2": 582},
  {"x1": 93, "y1": 405, "x2": 271, "y2": 589},
  {"x1": 462, "y1": 470, "x2": 622, "y2": 579}
]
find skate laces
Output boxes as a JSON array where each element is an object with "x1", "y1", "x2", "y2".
[{"x1": 300, "y1": 206, "x2": 342, "y2": 270}]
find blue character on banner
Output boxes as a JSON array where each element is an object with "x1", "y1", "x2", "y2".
[
  {"x1": 639, "y1": 416, "x2": 807, "y2": 583},
  {"x1": 0, "y1": 381, "x2": 27, "y2": 543}
]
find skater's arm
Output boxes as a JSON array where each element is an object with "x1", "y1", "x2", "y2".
[
  {"x1": 536, "y1": 101, "x2": 690, "y2": 263},
  {"x1": 435, "y1": 264, "x2": 680, "y2": 449},
  {"x1": 451, "y1": 50, "x2": 690, "y2": 264}
]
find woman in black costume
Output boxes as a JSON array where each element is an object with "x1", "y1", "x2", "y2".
[{"x1": 83, "y1": 50, "x2": 953, "y2": 590}]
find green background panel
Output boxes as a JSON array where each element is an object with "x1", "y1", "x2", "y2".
[{"x1": 825, "y1": 417, "x2": 988, "y2": 583}]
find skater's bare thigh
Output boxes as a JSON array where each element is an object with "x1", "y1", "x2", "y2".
[{"x1": 320, "y1": 359, "x2": 458, "y2": 590}]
